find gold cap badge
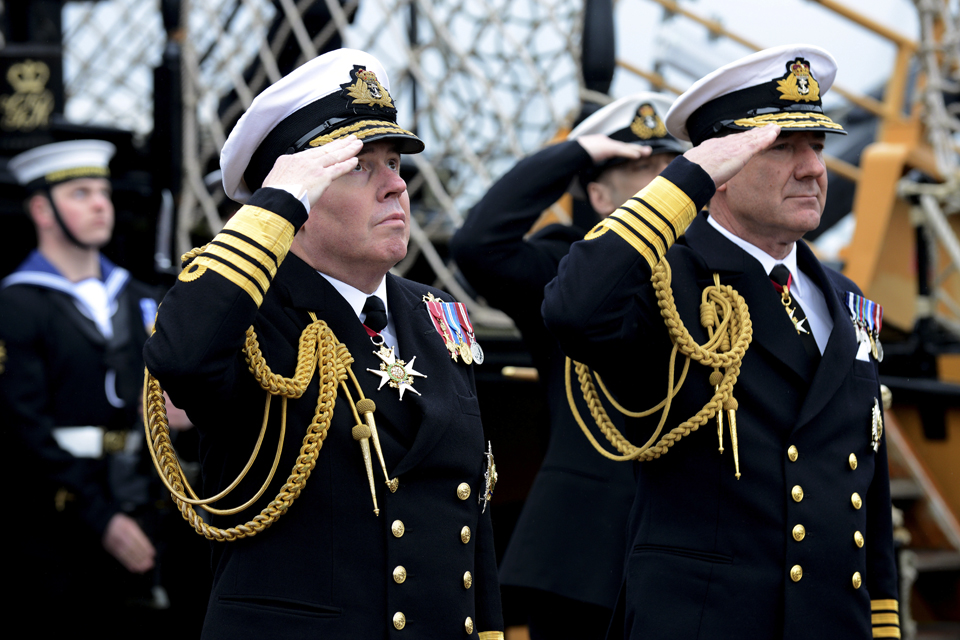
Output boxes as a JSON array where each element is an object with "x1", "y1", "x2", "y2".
[
  {"x1": 630, "y1": 103, "x2": 668, "y2": 139},
  {"x1": 777, "y1": 57, "x2": 821, "y2": 103},
  {"x1": 342, "y1": 65, "x2": 395, "y2": 110}
]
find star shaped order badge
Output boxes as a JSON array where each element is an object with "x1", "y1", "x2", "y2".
[{"x1": 367, "y1": 345, "x2": 426, "y2": 400}]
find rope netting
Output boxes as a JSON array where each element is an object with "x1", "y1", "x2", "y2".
[
  {"x1": 58, "y1": 0, "x2": 582, "y2": 323},
  {"x1": 49, "y1": 0, "x2": 959, "y2": 331}
]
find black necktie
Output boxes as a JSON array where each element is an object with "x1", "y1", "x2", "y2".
[
  {"x1": 362, "y1": 295, "x2": 388, "y2": 334},
  {"x1": 770, "y1": 264, "x2": 821, "y2": 365}
]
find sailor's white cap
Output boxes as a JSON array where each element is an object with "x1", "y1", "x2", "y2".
[
  {"x1": 221, "y1": 48, "x2": 424, "y2": 203},
  {"x1": 8, "y1": 139, "x2": 116, "y2": 189},
  {"x1": 665, "y1": 44, "x2": 845, "y2": 145}
]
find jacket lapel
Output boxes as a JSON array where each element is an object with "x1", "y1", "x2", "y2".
[
  {"x1": 387, "y1": 275, "x2": 466, "y2": 477},
  {"x1": 283, "y1": 258, "x2": 421, "y2": 455},
  {"x1": 685, "y1": 216, "x2": 815, "y2": 383},
  {"x1": 795, "y1": 243, "x2": 859, "y2": 428}
]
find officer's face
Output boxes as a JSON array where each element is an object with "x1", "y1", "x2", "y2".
[
  {"x1": 48, "y1": 177, "x2": 114, "y2": 247},
  {"x1": 304, "y1": 140, "x2": 410, "y2": 285},
  {"x1": 716, "y1": 131, "x2": 828, "y2": 245}
]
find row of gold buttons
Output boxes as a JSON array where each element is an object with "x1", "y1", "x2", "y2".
[
  {"x1": 392, "y1": 484, "x2": 476, "y2": 632},
  {"x1": 459, "y1": 482, "x2": 474, "y2": 636},
  {"x1": 786, "y1": 446, "x2": 864, "y2": 588}
]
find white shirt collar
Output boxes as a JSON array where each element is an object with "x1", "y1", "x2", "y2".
[
  {"x1": 706, "y1": 214, "x2": 803, "y2": 296},
  {"x1": 317, "y1": 272, "x2": 389, "y2": 320}
]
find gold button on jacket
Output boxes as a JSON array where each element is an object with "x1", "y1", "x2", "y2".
[
  {"x1": 791, "y1": 485, "x2": 804, "y2": 502},
  {"x1": 790, "y1": 565, "x2": 803, "y2": 582},
  {"x1": 852, "y1": 572, "x2": 862, "y2": 589},
  {"x1": 393, "y1": 566, "x2": 407, "y2": 584},
  {"x1": 461, "y1": 526, "x2": 472, "y2": 544},
  {"x1": 849, "y1": 453, "x2": 858, "y2": 470},
  {"x1": 851, "y1": 492, "x2": 862, "y2": 509},
  {"x1": 854, "y1": 531, "x2": 864, "y2": 548},
  {"x1": 392, "y1": 520, "x2": 405, "y2": 538},
  {"x1": 457, "y1": 482, "x2": 471, "y2": 500},
  {"x1": 792, "y1": 524, "x2": 805, "y2": 542},
  {"x1": 465, "y1": 617, "x2": 474, "y2": 634},
  {"x1": 393, "y1": 612, "x2": 406, "y2": 630},
  {"x1": 463, "y1": 571, "x2": 473, "y2": 589},
  {"x1": 787, "y1": 445, "x2": 798, "y2": 462}
]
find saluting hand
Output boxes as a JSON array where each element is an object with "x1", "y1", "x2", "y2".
[
  {"x1": 683, "y1": 124, "x2": 781, "y2": 188},
  {"x1": 262, "y1": 135, "x2": 364, "y2": 210},
  {"x1": 576, "y1": 134, "x2": 651, "y2": 163}
]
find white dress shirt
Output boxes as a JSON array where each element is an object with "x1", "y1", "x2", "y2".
[
  {"x1": 707, "y1": 215, "x2": 833, "y2": 354},
  {"x1": 318, "y1": 272, "x2": 398, "y2": 350}
]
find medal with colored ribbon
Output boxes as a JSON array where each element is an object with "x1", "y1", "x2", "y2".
[
  {"x1": 845, "y1": 292, "x2": 883, "y2": 362},
  {"x1": 425, "y1": 296, "x2": 460, "y2": 361},
  {"x1": 442, "y1": 301, "x2": 472, "y2": 365},
  {"x1": 454, "y1": 302, "x2": 484, "y2": 365}
]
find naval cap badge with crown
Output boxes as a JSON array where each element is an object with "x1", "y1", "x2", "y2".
[
  {"x1": 631, "y1": 103, "x2": 669, "y2": 140},
  {"x1": 777, "y1": 57, "x2": 821, "y2": 102},
  {"x1": 341, "y1": 65, "x2": 395, "y2": 110}
]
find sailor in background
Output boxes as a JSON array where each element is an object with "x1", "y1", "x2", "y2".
[
  {"x1": 543, "y1": 44, "x2": 899, "y2": 639},
  {"x1": 451, "y1": 93, "x2": 685, "y2": 639},
  {"x1": 144, "y1": 49, "x2": 504, "y2": 639},
  {"x1": 0, "y1": 140, "x2": 169, "y2": 634}
]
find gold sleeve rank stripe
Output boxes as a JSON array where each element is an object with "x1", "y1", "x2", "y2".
[
  {"x1": 220, "y1": 229, "x2": 280, "y2": 270},
  {"x1": 204, "y1": 242, "x2": 273, "y2": 296},
  {"x1": 633, "y1": 196, "x2": 681, "y2": 242},
  {"x1": 221, "y1": 205, "x2": 296, "y2": 264},
  {"x1": 594, "y1": 176, "x2": 697, "y2": 269},
  {"x1": 187, "y1": 253, "x2": 267, "y2": 306},
  {"x1": 175, "y1": 204, "x2": 295, "y2": 305},
  {"x1": 871, "y1": 599, "x2": 899, "y2": 612},
  {"x1": 870, "y1": 600, "x2": 901, "y2": 639},
  {"x1": 872, "y1": 613, "x2": 900, "y2": 626},
  {"x1": 210, "y1": 234, "x2": 278, "y2": 283},
  {"x1": 612, "y1": 204, "x2": 670, "y2": 261}
]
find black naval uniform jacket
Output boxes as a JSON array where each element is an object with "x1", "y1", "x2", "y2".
[
  {"x1": 144, "y1": 188, "x2": 504, "y2": 639},
  {"x1": 451, "y1": 140, "x2": 636, "y2": 609},
  {"x1": 542, "y1": 157, "x2": 900, "y2": 640}
]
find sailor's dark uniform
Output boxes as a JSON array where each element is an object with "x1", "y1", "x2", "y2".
[{"x1": 0, "y1": 251, "x2": 162, "y2": 628}]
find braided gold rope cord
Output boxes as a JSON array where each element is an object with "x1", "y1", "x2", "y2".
[
  {"x1": 567, "y1": 258, "x2": 752, "y2": 463},
  {"x1": 144, "y1": 318, "x2": 354, "y2": 541}
]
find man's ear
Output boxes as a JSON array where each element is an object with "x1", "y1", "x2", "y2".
[
  {"x1": 28, "y1": 193, "x2": 55, "y2": 229},
  {"x1": 586, "y1": 181, "x2": 616, "y2": 217}
]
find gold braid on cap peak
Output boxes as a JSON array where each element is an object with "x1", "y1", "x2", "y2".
[
  {"x1": 309, "y1": 120, "x2": 417, "y2": 147},
  {"x1": 566, "y1": 262, "x2": 753, "y2": 478},
  {"x1": 144, "y1": 311, "x2": 398, "y2": 541},
  {"x1": 733, "y1": 112, "x2": 844, "y2": 131}
]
